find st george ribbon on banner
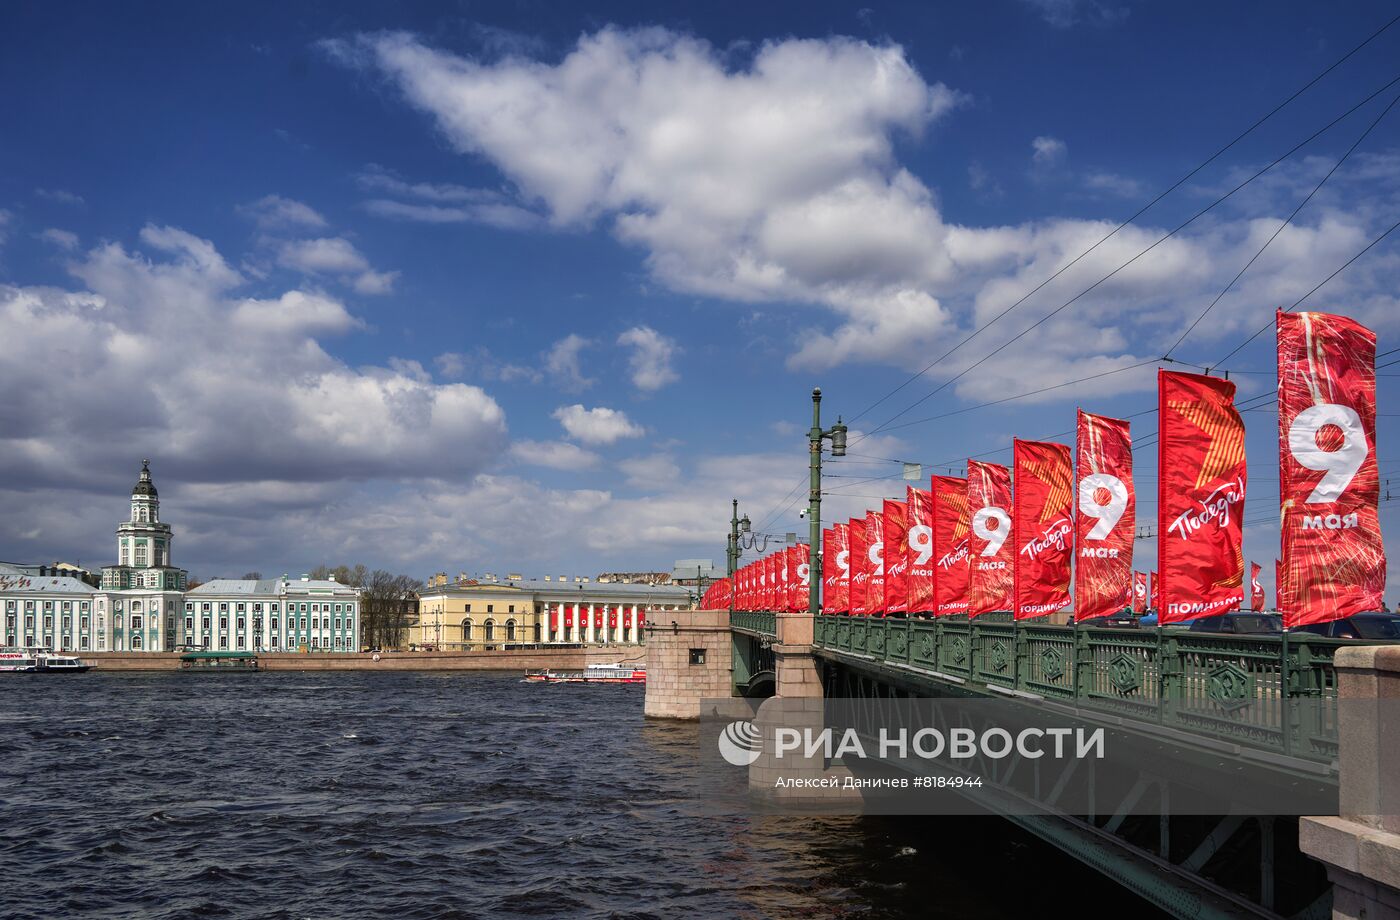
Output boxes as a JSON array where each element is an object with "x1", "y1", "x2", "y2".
[
  {"x1": 865, "y1": 510, "x2": 886, "y2": 615},
  {"x1": 1074, "y1": 411, "x2": 1134, "y2": 621},
  {"x1": 1012, "y1": 440, "x2": 1073, "y2": 619},
  {"x1": 1277, "y1": 310, "x2": 1385, "y2": 626},
  {"x1": 930, "y1": 475, "x2": 970, "y2": 616},
  {"x1": 883, "y1": 499, "x2": 910, "y2": 614},
  {"x1": 1157, "y1": 370, "x2": 1247, "y2": 625},
  {"x1": 849, "y1": 517, "x2": 869, "y2": 616}
]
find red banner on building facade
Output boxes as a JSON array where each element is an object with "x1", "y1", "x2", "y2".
[
  {"x1": 865, "y1": 509, "x2": 886, "y2": 615},
  {"x1": 883, "y1": 499, "x2": 910, "y2": 614},
  {"x1": 1277, "y1": 310, "x2": 1386, "y2": 627},
  {"x1": 849, "y1": 517, "x2": 869, "y2": 615},
  {"x1": 1157, "y1": 370, "x2": 1247, "y2": 625},
  {"x1": 1012, "y1": 439, "x2": 1073, "y2": 619},
  {"x1": 906, "y1": 486, "x2": 935, "y2": 614},
  {"x1": 966, "y1": 461, "x2": 1013, "y2": 617},
  {"x1": 931, "y1": 475, "x2": 970, "y2": 616},
  {"x1": 1075, "y1": 411, "x2": 1134, "y2": 621}
]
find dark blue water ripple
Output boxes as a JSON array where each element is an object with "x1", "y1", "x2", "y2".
[{"x1": 0, "y1": 672, "x2": 1162, "y2": 919}]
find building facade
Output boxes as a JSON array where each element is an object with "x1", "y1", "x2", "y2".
[
  {"x1": 2, "y1": 462, "x2": 190, "y2": 652},
  {"x1": 184, "y1": 576, "x2": 360, "y2": 652},
  {"x1": 2, "y1": 461, "x2": 364, "y2": 653},
  {"x1": 412, "y1": 580, "x2": 692, "y2": 649}
]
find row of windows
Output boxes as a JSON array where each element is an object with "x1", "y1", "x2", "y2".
[
  {"x1": 182, "y1": 616, "x2": 355, "y2": 632},
  {"x1": 5, "y1": 600, "x2": 92, "y2": 613},
  {"x1": 183, "y1": 601, "x2": 355, "y2": 614},
  {"x1": 180, "y1": 635, "x2": 353, "y2": 651}
]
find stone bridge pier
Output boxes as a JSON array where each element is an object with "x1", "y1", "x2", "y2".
[{"x1": 1301, "y1": 646, "x2": 1400, "y2": 920}]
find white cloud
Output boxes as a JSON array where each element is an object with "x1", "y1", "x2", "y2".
[
  {"x1": 276, "y1": 236, "x2": 397, "y2": 295},
  {"x1": 543, "y1": 334, "x2": 594, "y2": 391},
  {"x1": 1084, "y1": 171, "x2": 1143, "y2": 198},
  {"x1": 434, "y1": 347, "x2": 540, "y2": 383},
  {"x1": 278, "y1": 236, "x2": 369, "y2": 274},
  {"x1": 239, "y1": 194, "x2": 328, "y2": 229},
  {"x1": 617, "y1": 325, "x2": 680, "y2": 391},
  {"x1": 1031, "y1": 135, "x2": 1067, "y2": 166},
  {"x1": 38, "y1": 228, "x2": 79, "y2": 250},
  {"x1": 618, "y1": 452, "x2": 679, "y2": 489},
  {"x1": 552, "y1": 404, "x2": 644, "y2": 445},
  {"x1": 35, "y1": 188, "x2": 84, "y2": 206},
  {"x1": 357, "y1": 165, "x2": 541, "y2": 229},
  {"x1": 509, "y1": 439, "x2": 601, "y2": 470},
  {"x1": 0, "y1": 224, "x2": 508, "y2": 499},
  {"x1": 327, "y1": 28, "x2": 965, "y2": 367},
  {"x1": 327, "y1": 26, "x2": 1400, "y2": 399}
]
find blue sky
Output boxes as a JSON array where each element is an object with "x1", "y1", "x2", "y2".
[{"x1": 1, "y1": 0, "x2": 1398, "y2": 596}]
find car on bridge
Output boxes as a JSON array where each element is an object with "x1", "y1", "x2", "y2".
[
  {"x1": 1185, "y1": 612, "x2": 1282, "y2": 635},
  {"x1": 1291, "y1": 612, "x2": 1400, "y2": 640}
]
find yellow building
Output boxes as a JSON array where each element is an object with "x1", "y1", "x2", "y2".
[{"x1": 410, "y1": 579, "x2": 693, "y2": 649}]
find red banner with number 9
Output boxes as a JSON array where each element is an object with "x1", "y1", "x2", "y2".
[{"x1": 1277, "y1": 310, "x2": 1385, "y2": 626}]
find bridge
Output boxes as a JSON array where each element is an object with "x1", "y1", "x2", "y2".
[{"x1": 648, "y1": 609, "x2": 1400, "y2": 920}]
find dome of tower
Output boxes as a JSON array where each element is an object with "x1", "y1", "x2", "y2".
[{"x1": 132, "y1": 459, "x2": 158, "y2": 497}]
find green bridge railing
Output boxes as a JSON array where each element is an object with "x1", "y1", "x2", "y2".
[
  {"x1": 732, "y1": 611, "x2": 1364, "y2": 765},
  {"x1": 731, "y1": 610, "x2": 777, "y2": 637}
]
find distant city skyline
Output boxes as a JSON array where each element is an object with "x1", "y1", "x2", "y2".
[{"x1": 1, "y1": 2, "x2": 1397, "y2": 596}]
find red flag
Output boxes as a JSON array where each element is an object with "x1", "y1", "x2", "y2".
[
  {"x1": 1250, "y1": 562, "x2": 1265, "y2": 611},
  {"x1": 1131, "y1": 572, "x2": 1148, "y2": 614},
  {"x1": 1075, "y1": 411, "x2": 1135, "y2": 621},
  {"x1": 849, "y1": 517, "x2": 869, "y2": 615},
  {"x1": 1149, "y1": 572, "x2": 1158, "y2": 611},
  {"x1": 793, "y1": 543, "x2": 811, "y2": 613},
  {"x1": 931, "y1": 475, "x2": 970, "y2": 616},
  {"x1": 1274, "y1": 559, "x2": 1282, "y2": 613},
  {"x1": 784, "y1": 547, "x2": 799, "y2": 613},
  {"x1": 865, "y1": 510, "x2": 886, "y2": 615},
  {"x1": 1157, "y1": 370, "x2": 1247, "y2": 625},
  {"x1": 565, "y1": 604, "x2": 575, "y2": 628},
  {"x1": 609, "y1": 608, "x2": 617, "y2": 628},
  {"x1": 1277, "y1": 310, "x2": 1385, "y2": 627},
  {"x1": 778, "y1": 551, "x2": 789, "y2": 610},
  {"x1": 906, "y1": 486, "x2": 935, "y2": 613},
  {"x1": 824, "y1": 524, "x2": 850, "y2": 613},
  {"x1": 967, "y1": 461, "x2": 1013, "y2": 617},
  {"x1": 772, "y1": 551, "x2": 784, "y2": 610},
  {"x1": 883, "y1": 499, "x2": 910, "y2": 614},
  {"x1": 593, "y1": 609, "x2": 603, "y2": 629},
  {"x1": 1013, "y1": 439, "x2": 1073, "y2": 619}
]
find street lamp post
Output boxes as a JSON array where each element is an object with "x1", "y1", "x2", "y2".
[
  {"x1": 727, "y1": 499, "x2": 750, "y2": 615},
  {"x1": 807, "y1": 388, "x2": 847, "y2": 615}
]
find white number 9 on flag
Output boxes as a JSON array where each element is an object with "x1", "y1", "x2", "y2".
[
  {"x1": 972, "y1": 507, "x2": 1010, "y2": 556},
  {"x1": 1288, "y1": 403, "x2": 1367, "y2": 503},
  {"x1": 908, "y1": 524, "x2": 933, "y2": 565},
  {"x1": 1078, "y1": 473, "x2": 1128, "y2": 540}
]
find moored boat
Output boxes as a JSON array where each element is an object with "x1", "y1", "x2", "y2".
[
  {"x1": 180, "y1": 650, "x2": 260, "y2": 672},
  {"x1": 0, "y1": 646, "x2": 40, "y2": 672},
  {"x1": 0, "y1": 647, "x2": 90, "y2": 673},
  {"x1": 524, "y1": 662, "x2": 646, "y2": 684}
]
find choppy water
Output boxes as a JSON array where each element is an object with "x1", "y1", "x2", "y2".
[{"x1": 0, "y1": 672, "x2": 1163, "y2": 919}]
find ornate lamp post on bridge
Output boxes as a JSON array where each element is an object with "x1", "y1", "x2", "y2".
[
  {"x1": 727, "y1": 499, "x2": 750, "y2": 615},
  {"x1": 807, "y1": 388, "x2": 846, "y2": 615}
]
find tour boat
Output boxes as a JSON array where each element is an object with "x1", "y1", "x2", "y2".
[
  {"x1": 37, "y1": 651, "x2": 91, "y2": 673},
  {"x1": 524, "y1": 663, "x2": 646, "y2": 684},
  {"x1": 0, "y1": 647, "x2": 91, "y2": 673},
  {"x1": 0, "y1": 647, "x2": 40, "y2": 672}
]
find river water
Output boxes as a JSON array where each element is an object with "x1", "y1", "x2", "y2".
[{"x1": 1, "y1": 672, "x2": 1163, "y2": 919}]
